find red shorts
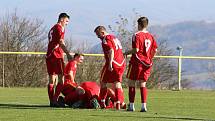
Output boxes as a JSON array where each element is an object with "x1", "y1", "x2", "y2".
[
  {"x1": 62, "y1": 81, "x2": 77, "y2": 96},
  {"x1": 46, "y1": 57, "x2": 64, "y2": 75},
  {"x1": 100, "y1": 64, "x2": 125, "y2": 83},
  {"x1": 126, "y1": 63, "x2": 152, "y2": 81}
]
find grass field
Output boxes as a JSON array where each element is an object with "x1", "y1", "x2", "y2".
[{"x1": 0, "y1": 88, "x2": 215, "y2": 121}]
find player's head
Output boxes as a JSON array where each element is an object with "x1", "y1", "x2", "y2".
[
  {"x1": 137, "y1": 16, "x2": 149, "y2": 30},
  {"x1": 58, "y1": 13, "x2": 70, "y2": 26},
  {"x1": 94, "y1": 26, "x2": 107, "y2": 39},
  {"x1": 74, "y1": 53, "x2": 84, "y2": 64}
]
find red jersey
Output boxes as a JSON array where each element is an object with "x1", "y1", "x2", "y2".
[
  {"x1": 101, "y1": 34, "x2": 125, "y2": 68},
  {"x1": 130, "y1": 31, "x2": 157, "y2": 67},
  {"x1": 46, "y1": 24, "x2": 65, "y2": 59},
  {"x1": 64, "y1": 60, "x2": 77, "y2": 82},
  {"x1": 80, "y1": 81, "x2": 100, "y2": 99}
]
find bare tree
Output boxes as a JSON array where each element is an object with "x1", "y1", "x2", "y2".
[{"x1": 0, "y1": 11, "x2": 47, "y2": 87}]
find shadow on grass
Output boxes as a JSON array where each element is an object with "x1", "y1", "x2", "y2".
[
  {"x1": 89, "y1": 114, "x2": 215, "y2": 121},
  {"x1": 0, "y1": 103, "x2": 51, "y2": 109}
]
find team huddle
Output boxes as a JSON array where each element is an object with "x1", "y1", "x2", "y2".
[{"x1": 46, "y1": 13, "x2": 157, "y2": 112}]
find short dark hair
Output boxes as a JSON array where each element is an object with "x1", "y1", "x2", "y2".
[
  {"x1": 137, "y1": 17, "x2": 149, "y2": 28},
  {"x1": 74, "y1": 53, "x2": 84, "y2": 58},
  {"x1": 94, "y1": 26, "x2": 106, "y2": 33},
  {"x1": 58, "y1": 13, "x2": 70, "y2": 22}
]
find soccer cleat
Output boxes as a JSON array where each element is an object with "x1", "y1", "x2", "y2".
[
  {"x1": 50, "y1": 102, "x2": 54, "y2": 107},
  {"x1": 57, "y1": 96, "x2": 65, "y2": 108},
  {"x1": 51, "y1": 101, "x2": 60, "y2": 107},
  {"x1": 121, "y1": 103, "x2": 126, "y2": 109},
  {"x1": 127, "y1": 104, "x2": 135, "y2": 112},
  {"x1": 140, "y1": 108, "x2": 147, "y2": 112},
  {"x1": 116, "y1": 103, "x2": 120, "y2": 110}
]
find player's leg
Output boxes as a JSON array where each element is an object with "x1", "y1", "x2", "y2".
[
  {"x1": 99, "y1": 82, "x2": 108, "y2": 108},
  {"x1": 127, "y1": 80, "x2": 136, "y2": 111},
  {"x1": 114, "y1": 81, "x2": 124, "y2": 110},
  {"x1": 53, "y1": 58, "x2": 65, "y2": 103},
  {"x1": 53, "y1": 74, "x2": 64, "y2": 102},
  {"x1": 48, "y1": 74, "x2": 56, "y2": 106},
  {"x1": 140, "y1": 81, "x2": 147, "y2": 112},
  {"x1": 46, "y1": 58, "x2": 57, "y2": 106}
]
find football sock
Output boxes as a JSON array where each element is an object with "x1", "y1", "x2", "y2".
[
  {"x1": 48, "y1": 84, "x2": 54, "y2": 102},
  {"x1": 140, "y1": 87, "x2": 147, "y2": 103},
  {"x1": 129, "y1": 87, "x2": 135, "y2": 103},
  {"x1": 53, "y1": 83, "x2": 63, "y2": 101},
  {"x1": 115, "y1": 88, "x2": 123, "y2": 104}
]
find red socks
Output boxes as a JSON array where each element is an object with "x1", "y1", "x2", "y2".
[
  {"x1": 140, "y1": 87, "x2": 147, "y2": 103},
  {"x1": 53, "y1": 83, "x2": 63, "y2": 102},
  {"x1": 48, "y1": 84, "x2": 54, "y2": 102},
  {"x1": 129, "y1": 87, "x2": 135, "y2": 103},
  {"x1": 115, "y1": 88, "x2": 123, "y2": 103}
]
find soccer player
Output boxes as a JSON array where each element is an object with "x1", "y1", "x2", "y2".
[
  {"x1": 60, "y1": 53, "x2": 85, "y2": 106},
  {"x1": 124, "y1": 17, "x2": 158, "y2": 112},
  {"x1": 46, "y1": 13, "x2": 73, "y2": 107},
  {"x1": 94, "y1": 26, "x2": 126, "y2": 110}
]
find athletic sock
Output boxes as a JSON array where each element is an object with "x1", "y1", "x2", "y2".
[
  {"x1": 129, "y1": 87, "x2": 135, "y2": 103},
  {"x1": 48, "y1": 84, "x2": 54, "y2": 102},
  {"x1": 140, "y1": 87, "x2": 147, "y2": 103},
  {"x1": 53, "y1": 83, "x2": 63, "y2": 102},
  {"x1": 115, "y1": 88, "x2": 123, "y2": 104}
]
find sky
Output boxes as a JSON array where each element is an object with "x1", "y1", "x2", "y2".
[{"x1": 1, "y1": 0, "x2": 215, "y2": 47}]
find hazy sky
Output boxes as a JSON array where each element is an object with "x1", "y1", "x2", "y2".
[{"x1": 1, "y1": 0, "x2": 215, "y2": 46}]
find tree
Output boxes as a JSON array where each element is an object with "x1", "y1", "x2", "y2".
[{"x1": 0, "y1": 11, "x2": 47, "y2": 87}]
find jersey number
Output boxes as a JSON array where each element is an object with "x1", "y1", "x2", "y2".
[
  {"x1": 145, "y1": 39, "x2": 151, "y2": 52},
  {"x1": 48, "y1": 30, "x2": 53, "y2": 42},
  {"x1": 113, "y1": 38, "x2": 122, "y2": 50}
]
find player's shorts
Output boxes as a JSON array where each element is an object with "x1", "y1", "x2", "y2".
[
  {"x1": 46, "y1": 57, "x2": 64, "y2": 75},
  {"x1": 100, "y1": 64, "x2": 125, "y2": 83},
  {"x1": 126, "y1": 62, "x2": 152, "y2": 81},
  {"x1": 62, "y1": 81, "x2": 77, "y2": 96}
]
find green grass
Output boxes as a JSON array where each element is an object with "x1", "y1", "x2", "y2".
[{"x1": 0, "y1": 88, "x2": 215, "y2": 121}]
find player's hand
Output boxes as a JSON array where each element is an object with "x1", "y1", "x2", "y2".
[
  {"x1": 108, "y1": 64, "x2": 113, "y2": 71},
  {"x1": 67, "y1": 54, "x2": 73, "y2": 61},
  {"x1": 123, "y1": 52, "x2": 128, "y2": 58}
]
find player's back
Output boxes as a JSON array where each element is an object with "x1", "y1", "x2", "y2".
[
  {"x1": 102, "y1": 34, "x2": 125, "y2": 68},
  {"x1": 131, "y1": 31, "x2": 157, "y2": 66},
  {"x1": 47, "y1": 24, "x2": 64, "y2": 58},
  {"x1": 80, "y1": 81, "x2": 100, "y2": 98}
]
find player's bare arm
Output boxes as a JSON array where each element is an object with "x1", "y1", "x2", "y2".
[
  {"x1": 59, "y1": 40, "x2": 73, "y2": 61},
  {"x1": 108, "y1": 49, "x2": 114, "y2": 71},
  {"x1": 124, "y1": 48, "x2": 139, "y2": 56},
  {"x1": 68, "y1": 70, "x2": 75, "y2": 83}
]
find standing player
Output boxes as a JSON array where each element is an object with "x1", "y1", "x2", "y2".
[
  {"x1": 124, "y1": 17, "x2": 158, "y2": 112},
  {"x1": 46, "y1": 13, "x2": 73, "y2": 107},
  {"x1": 94, "y1": 26, "x2": 126, "y2": 110}
]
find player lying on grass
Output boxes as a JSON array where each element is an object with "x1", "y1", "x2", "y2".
[{"x1": 58, "y1": 81, "x2": 126, "y2": 109}]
